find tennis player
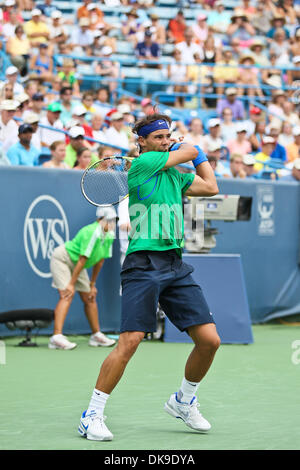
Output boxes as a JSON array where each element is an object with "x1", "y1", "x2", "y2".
[{"x1": 79, "y1": 113, "x2": 220, "y2": 441}]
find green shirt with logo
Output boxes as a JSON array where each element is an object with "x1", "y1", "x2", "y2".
[
  {"x1": 65, "y1": 221, "x2": 114, "y2": 268},
  {"x1": 126, "y1": 151, "x2": 195, "y2": 257}
]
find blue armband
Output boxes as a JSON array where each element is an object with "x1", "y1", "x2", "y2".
[
  {"x1": 193, "y1": 145, "x2": 208, "y2": 168},
  {"x1": 169, "y1": 142, "x2": 183, "y2": 151}
]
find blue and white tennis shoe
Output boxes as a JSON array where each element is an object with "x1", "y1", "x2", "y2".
[
  {"x1": 78, "y1": 410, "x2": 113, "y2": 441},
  {"x1": 164, "y1": 393, "x2": 211, "y2": 432}
]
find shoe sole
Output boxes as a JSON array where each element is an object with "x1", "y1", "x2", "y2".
[
  {"x1": 164, "y1": 402, "x2": 210, "y2": 433},
  {"x1": 48, "y1": 343, "x2": 77, "y2": 350}
]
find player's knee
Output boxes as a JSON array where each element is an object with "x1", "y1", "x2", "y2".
[{"x1": 118, "y1": 332, "x2": 144, "y2": 361}]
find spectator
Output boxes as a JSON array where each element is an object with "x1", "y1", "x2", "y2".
[
  {"x1": 286, "y1": 126, "x2": 300, "y2": 163},
  {"x1": 291, "y1": 29, "x2": 300, "y2": 58},
  {"x1": 70, "y1": 104, "x2": 94, "y2": 148},
  {"x1": 243, "y1": 106, "x2": 264, "y2": 138},
  {"x1": 0, "y1": 99, "x2": 19, "y2": 154},
  {"x1": 90, "y1": 114, "x2": 108, "y2": 148},
  {"x1": 166, "y1": 9, "x2": 186, "y2": 44},
  {"x1": 73, "y1": 147, "x2": 92, "y2": 170},
  {"x1": 214, "y1": 49, "x2": 239, "y2": 96},
  {"x1": 278, "y1": 121, "x2": 294, "y2": 148},
  {"x1": 84, "y1": 2, "x2": 108, "y2": 31},
  {"x1": 192, "y1": 14, "x2": 209, "y2": 47},
  {"x1": 202, "y1": 35, "x2": 222, "y2": 66},
  {"x1": 6, "y1": 123, "x2": 40, "y2": 166},
  {"x1": 249, "y1": 39, "x2": 270, "y2": 67},
  {"x1": 268, "y1": 125, "x2": 287, "y2": 163},
  {"x1": 57, "y1": 59, "x2": 80, "y2": 97},
  {"x1": 279, "y1": 159, "x2": 300, "y2": 182},
  {"x1": 281, "y1": 101, "x2": 300, "y2": 127},
  {"x1": 87, "y1": 29, "x2": 116, "y2": 58},
  {"x1": 269, "y1": 27, "x2": 290, "y2": 66},
  {"x1": 251, "y1": 2, "x2": 272, "y2": 35},
  {"x1": 220, "y1": 107, "x2": 237, "y2": 145},
  {"x1": 2, "y1": 65, "x2": 24, "y2": 96},
  {"x1": 166, "y1": 49, "x2": 188, "y2": 108},
  {"x1": 42, "y1": 140, "x2": 70, "y2": 168},
  {"x1": 202, "y1": 118, "x2": 223, "y2": 154},
  {"x1": 261, "y1": 51, "x2": 284, "y2": 93},
  {"x1": 48, "y1": 10, "x2": 68, "y2": 44},
  {"x1": 236, "y1": 54, "x2": 264, "y2": 100},
  {"x1": 227, "y1": 122, "x2": 252, "y2": 156},
  {"x1": 45, "y1": 76, "x2": 63, "y2": 104},
  {"x1": 1, "y1": 0, "x2": 23, "y2": 24},
  {"x1": 206, "y1": 141, "x2": 230, "y2": 177},
  {"x1": 93, "y1": 87, "x2": 113, "y2": 118},
  {"x1": 184, "y1": 118, "x2": 205, "y2": 147},
  {"x1": 29, "y1": 43, "x2": 53, "y2": 82},
  {"x1": 104, "y1": 111, "x2": 130, "y2": 151},
  {"x1": 287, "y1": 56, "x2": 300, "y2": 95},
  {"x1": 70, "y1": 17, "x2": 94, "y2": 54},
  {"x1": 65, "y1": 126, "x2": 87, "y2": 168},
  {"x1": 140, "y1": 98, "x2": 155, "y2": 116},
  {"x1": 254, "y1": 136, "x2": 276, "y2": 172},
  {"x1": 58, "y1": 86, "x2": 78, "y2": 127},
  {"x1": 23, "y1": 92, "x2": 45, "y2": 120},
  {"x1": 36, "y1": 0, "x2": 57, "y2": 18},
  {"x1": 249, "y1": 121, "x2": 266, "y2": 153},
  {"x1": 5, "y1": 25, "x2": 31, "y2": 76},
  {"x1": 242, "y1": 153, "x2": 257, "y2": 178},
  {"x1": 94, "y1": 46, "x2": 120, "y2": 94},
  {"x1": 266, "y1": 16, "x2": 290, "y2": 40},
  {"x1": 234, "y1": 0, "x2": 256, "y2": 17},
  {"x1": 217, "y1": 87, "x2": 245, "y2": 121},
  {"x1": 15, "y1": 93, "x2": 30, "y2": 119},
  {"x1": 175, "y1": 27, "x2": 203, "y2": 64},
  {"x1": 135, "y1": 30, "x2": 161, "y2": 65},
  {"x1": 23, "y1": 112, "x2": 41, "y2": 150},
  {"x1": 121, "y1": 8, "x2": 142, "y2": 44},
  {"x1": 23, "y1": 8, "x2": 50, "y2": 47},
  {"x1": 38, "y1": 102, "x2": 65, "y2": 147},
  {"x1": 0, "y1": 82, "x2": 14, "y2": 100},
  {"x1": 148, "y1": 13, "x2": 166, "y2": 45},
  {"x1": 229, "y1": 153, "x2": 246, "y2": 178},
  {"x1": 206, "y1": 1, "x2": 231, "y2": 34},
  {"x1": 226, "y1": 10, "x2": 255, "y2": 48},
  {"x1": 49, "y1": 206, "x2": 116, "y2": 350}
]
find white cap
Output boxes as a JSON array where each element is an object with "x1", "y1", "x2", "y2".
[
  {"x1": 69, "y1": 126, "x2": 85, "y2": 138},
  {"x1": 207, "y1": 141, "x2": 222, "y2": 152},
  {"x1": 262, "y1": 136, "x2": 275, "y2": 144},
  {"x1": 292, "y1": 55, "x2": 300, "y2": 64},
  {"x1": 110, "y1": 111, "x2": 124, "y2": 121},
  {"x1": 243, "y1": 154, "x2": 256, "y2": 165},
  {"x1": 293, "y1": 158, "x2": 300, "y2": 170},
  {"x1": 5, "y1": 65, "x2": 18, "y2": 75},
  {"x1": 5, "y1": 0, "x2": 15, "y2": 6},
  {"x1": 102, "y1": 46, "x2": 113, "y2": 56},
  {"x1": 72, "y1": 104, "x2": 87, "y2": 116},
  {"x1": 51, "y1": 10, "x2": 62, "y2": 19},
  {"x1": 31, "y1": 8, "x2": 42, "y2": 16},
  {"x1": 96, "y1": 206, "x2": 117, "y2": 220},
  {"x1": 15, "y1": 93, "x2": 30, "y2": 104},
  {"x1": 225, "y1": 87, "x2": 237, "y2": 96},
  {"x1": 24, "y1": 112, "x2": 39, "y2": 124},
  {"x1": 293, "y1": 126, "x2": 300, "y2": 136},
  {"x1": 87, "y1": 2, "x2": 97, "y2": 10},
  {"x1": 236, "y1": 122, "x2": 247, "y2": 133},
  {"x1": 0, "y1": 99, "x2": 18, "y2": 111},
  {"x1": 208, "y1": 118, "x2": 221, "y2": 128},
  {"x1": 117, "y1": 104, "x2": 131, "y2": 114}
]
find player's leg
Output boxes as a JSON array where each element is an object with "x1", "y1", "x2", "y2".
[{"x1": 79, "y1": 291, "x2": 116, "y2": 347}]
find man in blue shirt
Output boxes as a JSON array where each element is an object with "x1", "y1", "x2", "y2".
[
  {"x1": 135, "y1": 30, "x2": 161, "y2": 64},
  {"x1": 7, "y1": 124, "x2": 40, "y2": 166},
  {"x1": 269, "y1": 126, "x2": 287, "y2": 162}
]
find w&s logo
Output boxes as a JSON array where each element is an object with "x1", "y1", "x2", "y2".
[{"x1": 24, "y1": 195, "x2": 69, "y2": 278}]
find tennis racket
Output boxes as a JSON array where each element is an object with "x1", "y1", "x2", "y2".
[{"x1": 80, "y1": 156, "x2": 134, "y2": 207}]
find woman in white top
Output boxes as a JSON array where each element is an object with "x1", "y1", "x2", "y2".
[
  {"x1": 167, "y1": 49, "x2": 188, "y2": 107},
  {"x1": 43, "y1": 141, "x2": 70, "y2": 169}
]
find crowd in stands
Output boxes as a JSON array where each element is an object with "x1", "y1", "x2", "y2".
[{"x1": 0, "y1": 0, "x2": 299, "y2": 181}]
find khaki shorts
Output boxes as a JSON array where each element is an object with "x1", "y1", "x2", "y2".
[{"x1": 50, "y1": 245, "x2": 90, "y2": 292}]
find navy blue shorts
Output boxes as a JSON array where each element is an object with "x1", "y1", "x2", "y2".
[{"x1": 120, "y1": 250, "x2": 214, "y2": 333}]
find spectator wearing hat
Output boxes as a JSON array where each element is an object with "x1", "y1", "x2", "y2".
[
  {"x1": 29, "y1": 43, "x2": 53, "y2": 82},
  {"x1": 70, "y1": 17, "x2": 94, "y2": 54},
  {"x1": 166, "y1": 9, "x2": 186, "y2": 44},
  {"x1": 254, "y1": 135, "x2": 276, "y2": 172},
  {"x1": 236, "y1": 54, "x2": 264, "y2": 100},
  {"x1": 14, "y1": 92, "x2": 30, "y2": 119},
  {"x1": 251, "y1": 2, "x2": 272, "y2": 35},
  {"x1": 36, "y1": 0, "x2": 57, "y2": 18},
  {"x1": 0, "y1": 99, "x2": 19, "y2": 154},
  {"x1": 6, "y1": 25, "x2": 30, "y2": 76},
  {"x1": 2, "y1": 65, "x2": 24, "y2": 96},
  {"x1": 220, "y1": 107, "x2": 237, "y2": 145},
  {"x1": 249, "y1": 39, "x2": 270, "y2": 67},
  {"x1": 226, "y1": 10, "x2": 255, "y2": 48},
  {"x1": 269, "y1": 27, "x2": 290, "y2": 66},
  {"x1": 121, "y1": 8, "x2": 142, "y2": 44},
  {"x1": 206, "y1": 140, "x2": 230, "y2": 177},
  {"x1": 23, "y1": 92, "x2": 45, "y2": 121},
  {"x1": 267, "y1": 90, "x2": 287, "y2": 127},
  {"x1": 242, "y1": 153, "x2": 257, "y2": 178},
  {"x1": 287, "y1": 56, "x2": 300, "y2": 95},
  {"x1": 23, "y1": 9, "x2": 50, "y2": 47},
  {"x1": 104, "y1": 111, "x2": 130, "y2": 151},
  {"x1": 242, "y1": 106, "x2": 264, "y2": 138},
  {"x1": 94, "y1": 46, "x2": 120, "y2": 94},
  {"x1": 48, "y1": 10, "x2": 68, "y2": 44},
  {"x1": 77, "y1": 0, "x2": 103, "y2": 23},
  {"x1": 57, "y1": 60, "x2": 80, "y2": 97},
  {"x1": 148, "y1": 13, "x2": 166, "y2": 45},
  {"x1": 266, "y1": 16, "x2": 290, "y2": 40},
  {"x1": 70, "y1": 104, "x2": 94, "y2": 148},
  {"x1": 37, "y1": 102, "x2": 64, "y2": 147},
  {"x1": 2, "y1": 0, "x2": 23, "y2": 23},
  {"x1": 268, "y1": 125, "x2": 287, "y2": 162},
  {"x1": 192, "y1": 14, "x2": 208, "y2": 46},
  {"x1": 214, "y1": 49, "x2": 239, "y2": 97},
  {"x1": 85, "y1": 3, "x2": 111, "y2": 32},
  {"x1": 227, "y1": 122, "x2": 252, "y2": 156},
  {"x1": 1, "y1": 8, "x2": 23, "y2": 40},
  {"x1": 6, "y1": 123, "x2": 40, "y2": 166},
  {"x1": 216, "y1": 87, "x2": 245, "y2": 121},
  {"x1": 202, "y1": 118, "x2": 223, "y2": 154},
  {"x1": 23, "y1": 112, "x2": 41, "y2": 150},
  {"x1": 282, "y1": 101, "x2": 300, "y2": 127},
  {"x1": 261, "y1": 51, "x2": 285, "y2": 92},
  {"x1": 207, "y1": 2, "x2": 231, "y2": 34},
  {"x1": 65, "y1": 126, "x2": 87, "y2": 167},
  {"x1": 135, "y1": 29, "x2": 161, "y2": 66},
  {"x1": 48, "y1": 205, "x2": 117, "y2": 350},
  {"x1": 140, "y1": 98, "x2": 154, "y2": 116}
]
